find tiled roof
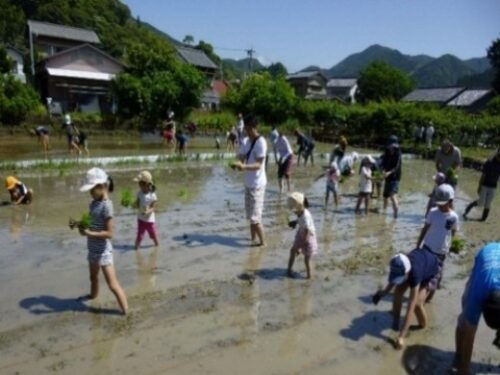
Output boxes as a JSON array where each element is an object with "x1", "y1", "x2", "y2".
[
  {"x1": 327, "y1": 78, "x2": 357, "y2": 87},
  {"x1": 447, "y1": 89, "x2": 492, "y2": 107},
  {"x1": 40, "y1": 44, "x2": 124, "y2": 67},
  {"x1": 402, "y1": 87, "x2": 465, "y2": 103},
  {"x1": 28, "y1": 20, "x2": 100, "y2": 44},
  {"x1": 287, "y1": 71, "x2": 326, "y2": 80},
  {"x1": 176, "y1": 46, "x2": 217, "y2": 70}
]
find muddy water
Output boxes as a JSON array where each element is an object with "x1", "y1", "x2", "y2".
[{"x1": 0, "y1": 158, "x2": 499, "y2": 375}]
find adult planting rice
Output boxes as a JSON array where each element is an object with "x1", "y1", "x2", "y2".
[
  {"x1": 463, "y1": 148, "x2": 500, "y2": 222},
  {"x1": 275, "y1": 131, "x2": 294, "y2": 193},
  {"x1": 380, "y1": 136, "x2": 402, "y2": 218},
  {"x1": 231, "y1": 115, "x2": 268, "y2": 247},
  {"x1": 435, "y1": 139, "x2": 462, "y2": 188},
  {"x1": 31, "y1": 126, "x2": 50, "y2": 159}
]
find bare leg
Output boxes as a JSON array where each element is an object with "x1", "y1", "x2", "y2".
[
  {"x1": 334, "y1": 192, "x2": 338, "y2": 206},
  {"x1": 304, "y1": 255, "x2": 312, "y2": 279},
  {"x1": 286, "y1": 176, "x2": 291, "y2": 192},
  {"x1": 253, "y1": 223, "x2": 265, "y2": 246},
  {"x1": 365, "y1": 195, "x2": 370, "y2": 215},
  {"x1": 102, "y1": 265, "x2": 128, "y2": 315},
  {"x1": 392, "y1": 284, "x2": 408, "y2": 330},
  {"x1": 250, "y1": 224, "x2": 256, "y2": 242},
  {"x1": 287, "y1": 247, "x2": 297, "y2": 276},
  {"x1": 325, "y1": 191, "x2": 330, "y2": 208},
  {"x1": 279, "y1": 178, "x2": 283, "y2": 194},
  {"x1": 355, "y1": 194, "x2": 362, "y2": 214},
  {"x1": 414, "y1": 289, "x2": 429, "y2": 329},
  {"x1": 89, "y1": 262, "x2": 100, "y2": 298},
  {"x1": 391, "y1": 194, "x2": 399, "y2": 218}
]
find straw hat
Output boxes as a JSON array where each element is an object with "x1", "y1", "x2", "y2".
[
  {"x1": 287, "y1": 192, "x2": 305, "y2": 210},
  {"x1": 133, "y1": 170, "x2": 153, "y2": 184}
]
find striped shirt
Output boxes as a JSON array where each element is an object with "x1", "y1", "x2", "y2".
[{"x1": 87, "y1": 199, "x2": 113, "y2": 257}]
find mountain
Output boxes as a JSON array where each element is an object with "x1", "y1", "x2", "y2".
[
  {"x1": 327, "y1": 44, "x2": 427, "y2": 77},
  {"x1": 301, "y1": 44, "x2": 492, "y2": 88},
  {"x1": 141, "y1": 22, "x2": 181, "y2": 46},
  {"x1": 412, "y1": 54, "x2": 476, "y2": 87},
  {"x1": 464, "y1": 57, "x2": 491, "y2": 73}
]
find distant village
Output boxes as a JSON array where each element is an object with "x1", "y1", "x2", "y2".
[{"x1": 4, "y1": 20, "x2": 495, "y2": 116}]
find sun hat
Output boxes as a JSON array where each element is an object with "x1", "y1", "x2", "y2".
[
  {"x1": 435, "y1": 184, "x2": 454, "y2": 205},
  {"x1": 133, "y1": 170, "x2": 153, "y2": 184},
  {"x1": 80, "y1": 168, "x2": 109, "y2": 192},
  {"x1": 433, "y1": 172, "x2": 446, "y2": 184},
  {"x1": 287, "y1": 192, "x2": 305, "y2": 210},
  {"x1": 364, "y1": 155, "x2": 376, "y2": 164},
  {"x1": 5, "y1": 176, "x2": 20, "y2": 190},
  {"x1": 388, "y1": 253, "x2": 411, "y2": 285}
]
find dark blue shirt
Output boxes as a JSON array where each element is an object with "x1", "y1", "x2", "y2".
[{"x1": 408, "y1": 248, "x2": 439, "y2": 288}]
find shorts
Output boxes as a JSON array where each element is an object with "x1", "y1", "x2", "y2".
[
  {"x1": 292, "y1": 229, "x2": 318, "y2": 257},
  {"x1": 88, "y1": 250, "x2": 113, "y2": 266},
  {"x1": 383, "y1": 180, "x2": 399, "y2": 198},
  {"x1": 326, "y1": 182, "x2": 338, "y2": 195},
  {"x1": 278, "y1": 155, "x2": 293, "y2": 178},
  {"x1": 163, "y1": 131, "x2": 174, "y2": 141},
  {"x1": 245, "y1": 187, "x2": 265, "y2": 224},
  {"x1": 423, "y1": 246, "x2": 445, "y2": 291},
  {"x1": 67, "y1": 134, "x2": 77, "y2": 145},
  {"x1": 478, "y1": 186, "x2": 496, "y2": 210},
  {"x1": 358, "y1": 191, "x2": 371, "y2": 197},
  {"x1": 136, "y1": 219, "x2": 159, "y2": 243}
]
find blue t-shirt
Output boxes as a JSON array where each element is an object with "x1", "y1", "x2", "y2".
[
  {"x1": 408, "y1": 248, "x2": 439, "y2": 288},
  {"x1": 463, "y1": 243, "x2": 500, "y2": 326}
]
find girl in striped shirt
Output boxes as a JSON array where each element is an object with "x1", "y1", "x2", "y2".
[{"x1": 78, "y1": 168, "x2": 128, "y2": 315}]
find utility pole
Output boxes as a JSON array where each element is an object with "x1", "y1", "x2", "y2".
[{"x1": 246, "y1": 48, "x2": 255, "y2": 75}]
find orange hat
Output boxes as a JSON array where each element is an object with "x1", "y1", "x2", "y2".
[{"x1": 5, "y1": 176, "x2": 20, "y2": 190}]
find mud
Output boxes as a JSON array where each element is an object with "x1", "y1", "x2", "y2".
[{"x1": 0, "y1": 156, "x2": 499, "y2": 374}]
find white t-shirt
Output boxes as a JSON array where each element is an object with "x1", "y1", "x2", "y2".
[
  {"x1": 298, "y1": 208, "x2": 316, "y2": 237},
  {"x1": 359, "y1": 166, "x2": 372, "y2": 193},
  {"x1": 276, "y1": 135, "x2": 293, "y2": 160},
  {"x1": 270, "y1": 129, "x2": 279, "y2": 146},
  {"x1": 237, "y1": 119, "x2": 244, "y2": 133},
  {"x1": 239, "y1": 136, "x2": 267, "y2": 189},
  {"x1": 426, "y1": 126, "x2": 435, "y2": 139},
  {"x1": 423, "y1": 208, "x2": 459, "y2": 255},
  {"x1": 137, "y1": 191, "x2": 158, "y2": 223}
]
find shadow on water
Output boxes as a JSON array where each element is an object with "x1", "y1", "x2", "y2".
[
  {"x1": 173, "y1": 234, "x2": 248, "y2": 249},
  {"x1": 238, "y1": 268, "x2": 303, "y2": 282},
  {"x1": 402, "y1": 344, "x2": 500, "y2": 375},
  {"x1": 340, "y1": 310, "x2": 393, "y2": 342},
  {"x1": 19, "y1": 295, "x2": 122, "y2": 316},
  {"x1": 358, "y1": 294, "x2": 409, "y2": 305}
]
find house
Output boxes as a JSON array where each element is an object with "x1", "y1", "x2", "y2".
[
  {"x1": 446, "y1": 89, "x2": 495, "y2": 113},
  {"x1": 36, "y1": 44, "x2": 124, "y2": 114},
  {"x1": 402, "y1": 87, "x2": 466, "y2": 105},
  {"x1": 327, "y1": 78, "x2": 358, "y2": 103},
  {"x1": 286, "y1": 71, "x2": 328, "y2": 99},
  {"x1": 27, "y1": 20, "x2": 100, "y2": 75},
  {"x1": 200, "y1": 80, "x2": 230, "y2": 110},
  {"x1": 175, "y1": 45, "x2": 218, "y2": 79},
  {"x1": 6, "y1": 47, "x2": 26, "y2": 83}
]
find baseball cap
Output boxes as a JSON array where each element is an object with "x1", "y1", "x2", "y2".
[
  {"x1": 433, "y1": 172, "x2": 446, "y2": 184},
  {"x1": 133, "y1": 170, "x2": 153, "y2": 184},
  {"x1": 435, "y1": 184, "x2": 454, "y2": 205},
  {"x1": 388, "y1": 254, "x2": 411, "y2": 285},
  {"x1": 5, "y1": 176, "x2": 20, "y2": 190},
  {"x1": 80, "y1": 168, "x2": 109, "y2": 192},
  {"x1": 287, "y1": 192, "x2": 305, "y2": 210},
  {"x1": 387, "y1": 135, "x2": 400, "y2": 148}
]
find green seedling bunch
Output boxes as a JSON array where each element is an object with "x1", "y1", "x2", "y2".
[
  {"x1": 446, "y1": 168, "x2": 458, "y2": 185},
  {"x1": 450, "y1": 238, "x2": 465, "y2": 254},
  {"x1": 69, "y1": 213, "x2": 92, "y2": 230},
  {"x1": 120, "y1": 189, "x2": 134, "y2": 208},
  {"x1": 373, "y1": 170, "x2": 384, "y2": 182}
]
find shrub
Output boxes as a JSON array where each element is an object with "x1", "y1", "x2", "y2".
[{"x1": 0, "y1": 75, "x2": 40, "y2": 125}]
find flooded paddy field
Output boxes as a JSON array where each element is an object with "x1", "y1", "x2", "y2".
[{"x1": 0, "y1": 155, "x2": 499, "y2": 374}]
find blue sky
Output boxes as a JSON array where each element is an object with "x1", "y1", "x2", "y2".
[{"x1": 124, "y1": 0, "x2": 500, "y2": 72}]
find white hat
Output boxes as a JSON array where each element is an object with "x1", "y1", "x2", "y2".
[
  {"x1": 287, "y1": 192, "x2": 305, "y2": 210},
  {"x1": 435, "y1": 184, "x2": 454, "y2": 205},
  {"x1": 389, "y1": 253, "x2": 411, "y2": 285},
  {"x1": 351, "y1": 152, "x2": 359, "y2": 162},
  {"x1": 364, "y1": 155, "x2": 376, "y2": 164},
  {"x1": 80, "y1": 168, "x2": 109, "y2": 192}
]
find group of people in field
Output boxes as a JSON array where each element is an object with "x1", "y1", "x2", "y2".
[
  {"x1": 30, "y1": 113, "x2": 90, "y2": 159},
  {"x1": 161, "y1": 111, "x2": 189, "y2": 155},
  {"x1": 3, "y1": 111, "x2": 500, "y2": 375}
]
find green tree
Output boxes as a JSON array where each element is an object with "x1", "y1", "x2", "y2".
[
  {"x1": 357, "y1": 61, "x2": 415, "y2": 102},
  {"x1": 0, "y1": 46, "x2": 12, "y2": 74},
  {"x1": 487, "y1": 38, "x2": 500, "y2": 92},
  {"x1": 0, "y1": 0, "x2": 25, "y2": 48},
  {"x1": 223, "y1": 73, "x2": 297, "y2": 124},
  {"x1": 183, "y1": 35, "x2": 194, "y2": 45},
  {"x1": 264, "y1": 62, "x2": 288, "y2": 78},
  {"x1": 0, "y1": 75, "x2": 40, "y2": 125}
]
